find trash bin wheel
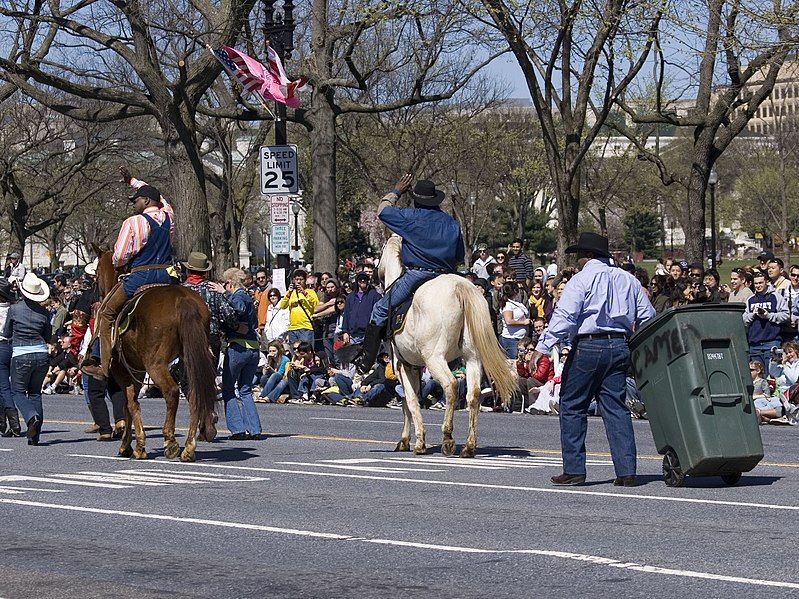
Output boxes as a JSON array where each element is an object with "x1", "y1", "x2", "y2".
[
  {"x1": 663, "y1": 449, "x2": 685, "y2": 487},
  {"x1": 721, "y1": 473, "x2": 742, "y2": 486}
]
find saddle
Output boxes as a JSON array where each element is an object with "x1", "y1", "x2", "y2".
[
  {"x1": 112, "y1": 283, "x2": 170, "y2": 343},
  {"x1": 387, "y1": 275, "x2": 437, "y2": 338}
]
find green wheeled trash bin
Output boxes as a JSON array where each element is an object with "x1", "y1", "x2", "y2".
[{"x1": 629, "y1": 303, "x2": 763, "y2": 487}]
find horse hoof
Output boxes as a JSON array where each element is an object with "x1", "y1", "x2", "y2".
[
  {"x1": 394, "y1": 440, "x2": 411, "y2": 452},
  {"x1": 180, "y1": 450, "x2": 196, "y2": 462},
  {"x1": 413, "y1": 444, "x2": 427, "y2": 455},
  {"x1": 459, "y1": 446, "x2": 475, "y2": 459},
  {"x1": 133, "y1": 448, "x2": 148, "y2": 460},
  {"x1": 118, "y1": 446, "x2": 133, "y2": 458},
  {"x1": 163, "y1": 442, "x2": 180, "y2": 460},
  {"x1": 442, "y1": 439, "x2": 456, "y2": 456}
]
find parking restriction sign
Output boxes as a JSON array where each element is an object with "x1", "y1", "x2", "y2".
[
  {"x1": 269, "y1": 195, "x2": 291, "y2": 225},
  {"x1": 260, "y1": 145, "x2": 298, "y2": 194}
]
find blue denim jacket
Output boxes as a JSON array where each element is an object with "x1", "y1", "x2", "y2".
[{"x1": 1, "y1": 299, "x2": 52, "y2": 349}]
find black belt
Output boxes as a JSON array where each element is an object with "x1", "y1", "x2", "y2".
[
  {"x1": 407, "y1": 266, "x2": 449, "y2": 274},
  {"x1": 575, "y1": 332, "x2": 628, "y2": 341}
]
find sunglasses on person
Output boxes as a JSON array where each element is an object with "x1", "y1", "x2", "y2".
[{"x1": 256, "y1": 275, "x2": 267, "y2": 280}]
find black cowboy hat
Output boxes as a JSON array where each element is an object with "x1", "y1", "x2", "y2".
[
  {"x1": 0, "y1": 277, "x2": 14, "y2": 301},
  {"x1": 129, "y1": 185, "x2": 161, "y2": 203},
  {"x1": 409, "y1": 180, "x2": 445, "y2": 207},
  {"x1": 565, "y1": 232, "x2": 611, "y2": 259}
]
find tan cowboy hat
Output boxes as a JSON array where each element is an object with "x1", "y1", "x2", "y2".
[
  {"x1": 84, "y1": 258, "x2": 99, "y2": 277},
  {"x1": 19, "y1": 272, "x2": 50, "y2": 302},
  {"x1": 182, "y1": 251, "x2": 213, "y2": 272}
]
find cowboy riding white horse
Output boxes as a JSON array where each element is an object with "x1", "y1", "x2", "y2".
[{"x1": 359, "y1": 174, "x2": 516, "y2": 456}]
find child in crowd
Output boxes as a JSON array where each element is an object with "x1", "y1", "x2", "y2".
[{"x1": 751, "y1": 360, "x2": 781, "y2": 424}]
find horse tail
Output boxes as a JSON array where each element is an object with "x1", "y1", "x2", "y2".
[
  {"x1": 177, "y1": 296, "x2": 218, "y2": 442},
  {"x1": 456, "y1": 283, "x2": 517, "y2": 402}
]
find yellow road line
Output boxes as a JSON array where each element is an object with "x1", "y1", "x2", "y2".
[{"x1": 46, "y1": 420, "x2": 799, "y2": 468}]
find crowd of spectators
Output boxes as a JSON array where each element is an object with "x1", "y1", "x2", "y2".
[{"x1": 2, "y1": 240, "x2": 799, "y2": 443}]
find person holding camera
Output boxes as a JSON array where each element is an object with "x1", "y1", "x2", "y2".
[
  {"x1": 278, "y1": 269, "x2": 318, "y2": 347},
  {"x1": 744, "y1": 272, "x2": 789, "y2": 371}
]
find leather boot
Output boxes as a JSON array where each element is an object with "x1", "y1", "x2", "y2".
[
  {"x1": 3, "y1": 408, "x2": 21, "y2": 437},
  {"x1": 356, "y1": 322, "x2": 386, "y2": 375}
]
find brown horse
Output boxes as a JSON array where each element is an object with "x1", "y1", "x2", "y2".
[{"x1": 93, "y1": 246, "x2": 217, "y2": 461}]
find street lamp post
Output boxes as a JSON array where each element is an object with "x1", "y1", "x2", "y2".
[
  {"x1": 469, "y1": 193, "x2": 476, "y2": 252},
  {"x1": 708, "y1": 168, "x2": 719, "y2": 270},
  {"x1": 264, "y1": 0, "x2": 295, "y2": 281},
  {"x1": 291, "y1": 198, "x2": 301, "y2": 271}
]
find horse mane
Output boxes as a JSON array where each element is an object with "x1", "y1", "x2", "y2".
[{"x1": 379, "y1": 235, "x2": 402, "y2": 284}]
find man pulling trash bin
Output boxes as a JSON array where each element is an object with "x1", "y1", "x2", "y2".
[{"x1": 530, "y1": 232, "x2": 655, "y2": 487}]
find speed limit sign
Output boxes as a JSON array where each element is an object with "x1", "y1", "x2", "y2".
[{"x1": 260, "y1": 145, "x2": 299, "y2": 194}]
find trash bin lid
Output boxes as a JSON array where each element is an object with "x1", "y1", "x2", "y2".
[{"x1": 629, "y1": 303, "x2": 745, "y2": 353}]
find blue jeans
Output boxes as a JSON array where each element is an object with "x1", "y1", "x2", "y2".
[
  {"x1": 371, "y1": 269, "x2": 438, "y2": 326},
  {"x1": 559, "y1": 338, "x2": 636, "y2": 477},
  {"x1": 749, "y1": 339, "x2": 781, "y2": 373},
  {"x1": 351, "y1": 383, "x2": 386, "y2": 406},
  {"x1": 500, "y1": 336, "x2": 520, "y2": 359},
  {"x1": 266, "y1": 378, "x2": 289, "y2": 402},
  {"x1": 259, "y1": 372, "x2": 284, "y2": 399},
  {"x1": 288, "y1": 329, "x2": 315, "y2": 346},
  {"x1": 222, "y1": 345, "x2": 261, "y2": 436},
  {"x1": 10, "y1": 353, "x2": 49, "y2": 425},
  {"x1": 333, "y1": 373, "x2": 354, "y2": 396},
  {"x1": 0, "y1": 342, "x2": 13, "y2": 410}
]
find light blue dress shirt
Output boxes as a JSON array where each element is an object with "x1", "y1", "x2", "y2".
[{"x1": 535, "y1": 258, "x2": 656, "y2": 353}]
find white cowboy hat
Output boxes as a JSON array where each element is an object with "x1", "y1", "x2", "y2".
[
  {"x1": 18, "y1": 272, "x2": 50, "y2": 302},
  {"x1": 84, "y1": 258, "x2": 99, "y2": 277}
]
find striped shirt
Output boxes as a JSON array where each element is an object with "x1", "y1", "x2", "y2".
[{"x1": 112, "y1": 178, "x2": 175, "y2": 268}]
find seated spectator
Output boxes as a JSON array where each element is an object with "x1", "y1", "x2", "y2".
[
  {"x1": 285, "y1": 341, "x2": 317, "y2": 403},
  {"x1": 256, "y1": 340, "x2": 290, "y2": 403},
  {"x1": 515, "y1": 342, "x2": 554, "y2": 413},
  {"x1": 768, "y1": 341, "x2": 799, "y2": 389},
  {"x1": 751, "y1": 360, "x2": 781, "y2": 423},
  {"x1": 526, "y1": 345, "x2": 569, "y2": 414},
  {"x1": 42, "y1": 333, "x2": 80, "y2": 395},
  {"x1": 335, "y1": 353, "x2": 396, "y2": 407}
]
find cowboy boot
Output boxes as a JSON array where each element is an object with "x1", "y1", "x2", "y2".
[
  {"x1": 356, "y1": 323, "x2": 386, "y2": 375},
  {"x1": 4, "y1": 408, "x2": 21, "y2": 437}
]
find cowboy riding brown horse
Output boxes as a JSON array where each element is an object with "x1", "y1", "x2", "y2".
[{"x1": 93, "y1": 246, "x2": 218, "y2": 461}]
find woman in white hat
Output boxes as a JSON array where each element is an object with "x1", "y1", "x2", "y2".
[
  {"x1": 0, "y1": 277, "x2": 22, "y2": 437},
  {"x1": 0, "y1": 272, "x2": 52, "y2": 445}
]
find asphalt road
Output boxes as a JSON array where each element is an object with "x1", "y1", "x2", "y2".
[{"x1": 1, "y1": 395, "x2": 798, "y2": 598}]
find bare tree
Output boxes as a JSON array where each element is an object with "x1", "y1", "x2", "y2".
[
  {"x1": 0, "y1": 0, "x2": 259, "y2": 260},
  {"x1": 0, "y1": 99, "x2": 118, "y2": 257},
  {"x1": 613, "y1": 0, "x2": 799, "y2": 262},
  {"x1": 476, "y1": 0, "x2": 665, "y2": 262}
]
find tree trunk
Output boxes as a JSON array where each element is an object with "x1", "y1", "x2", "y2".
[
  {"x1": 684, "y1": 160, "x2": 710, "y2": 264},
  {"x1": 553, "y1": 158, "x2": 579, "y2": 266},
  {"x1": 161, "y1": 115, "x2": 212, "y2": 262},
  {"x1": 308, "y1": 93, "x2": 338, "y2": 273}
]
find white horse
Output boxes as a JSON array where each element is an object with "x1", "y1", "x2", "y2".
[{"x1": 379, "y1": 235, "x2": 517, "y2": 457}]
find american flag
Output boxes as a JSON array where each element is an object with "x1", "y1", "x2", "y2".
[{"x1": 212, "y1": 47, "x2": 264, "y2": 95}]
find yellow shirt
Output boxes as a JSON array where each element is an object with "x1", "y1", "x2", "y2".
[{"x1": 278, "y1": 288, "x2": 319, "y2": 331}]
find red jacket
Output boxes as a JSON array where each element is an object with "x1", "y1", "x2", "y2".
[{"x1": 531, "y1": 355, "x2": 555, "y2": 383}]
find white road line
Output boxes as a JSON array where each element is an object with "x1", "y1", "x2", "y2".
[
  {"x1": 50, "y1": 473, "x2": 166, "y2": 487},
  {"x1": 0, "y1": 475, "x2": 128, "y2": 489},
  {"x1": 128, "y1": 470, "x2": 266, "y2": 483},
  {"x1": 1, "y1": 497, "x2": 797, "y2": 590},
  {"x1": 383, "y1": 457, "x2": 515, "y2": 470},
  {"x1": 0, "y1": 488, "x2": 23, "y2": 494},
  {"x1": 0, "y1": 448, "x2": 12, "y2": 452},
  {"x1": 276, "y1": 461, "x2": 445, "y2": 474},
  {"x1": 484, "y1": 456, "x2": 613, "y2": 466},
  {"x1": 68, "y1": 453, "x2": 799, "y2": 512},
  {"x1": 0, "y1": 486, "x2": 65, "y2": 493},
  {"x1": 310, "y1": 417, "x2": 401, "y2": 424}
]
